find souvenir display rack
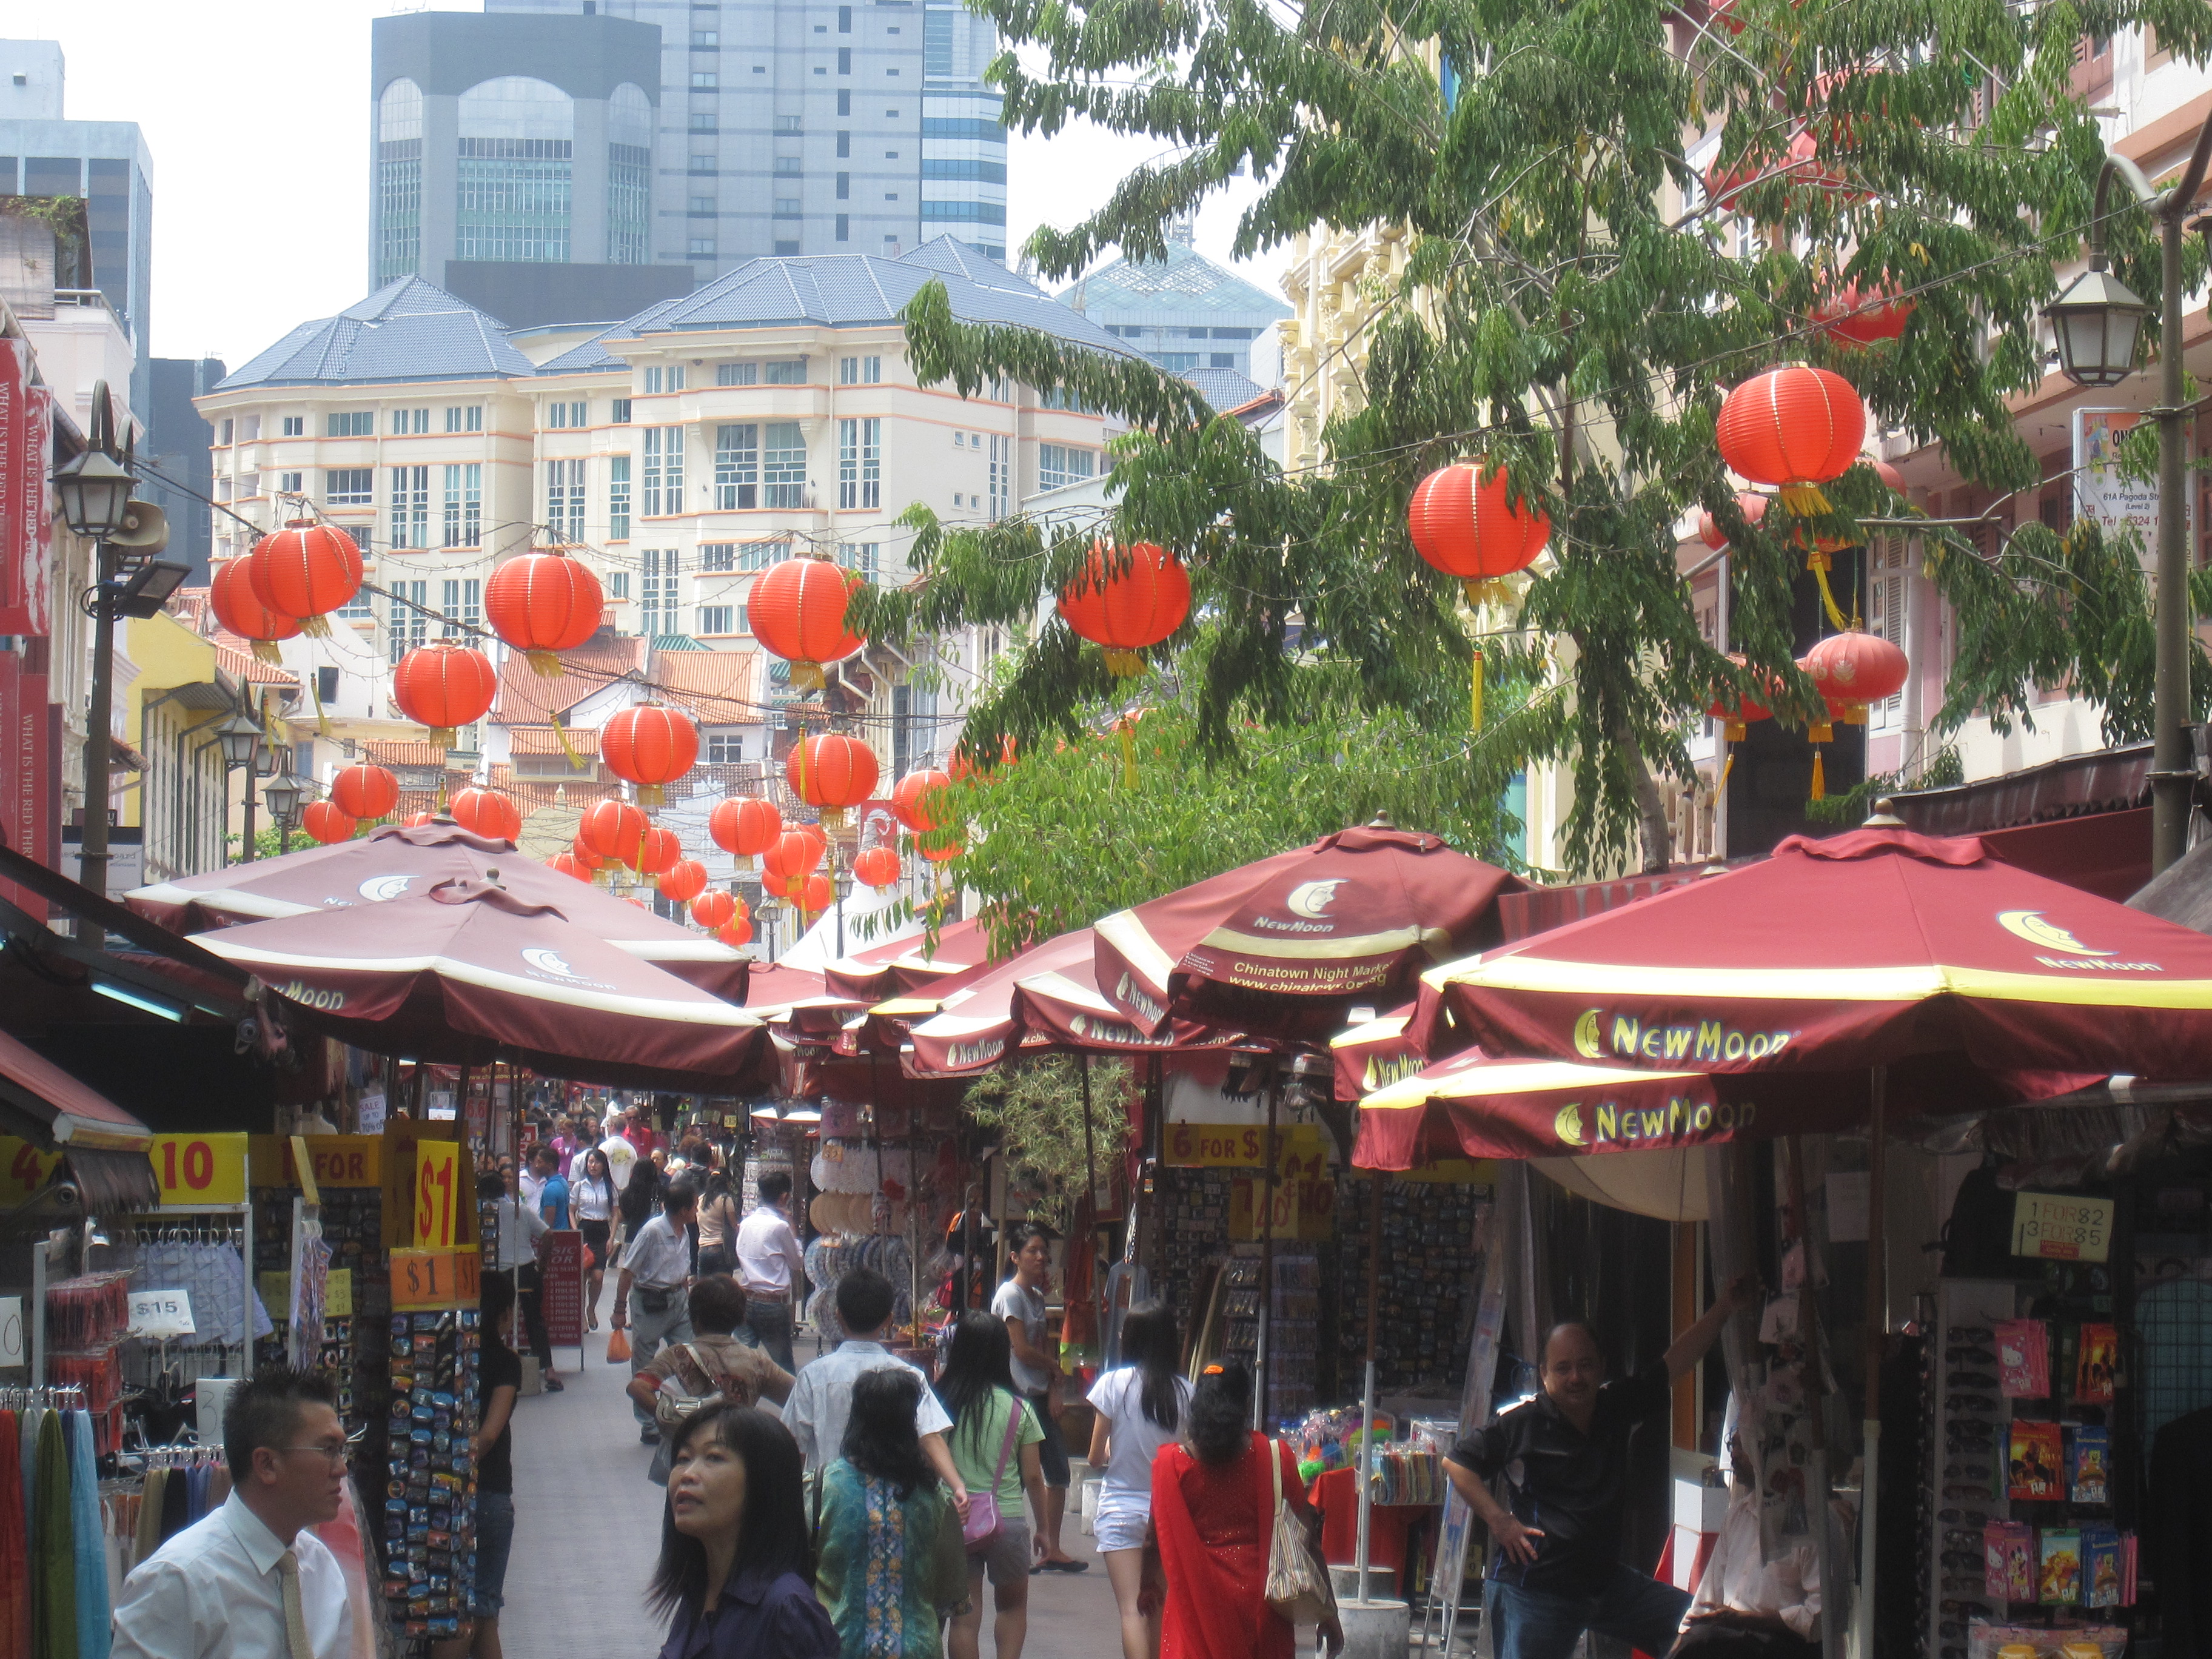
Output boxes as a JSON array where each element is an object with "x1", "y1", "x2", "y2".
[{"x1": 1330, "y1": 1175, "x2": 1492, "y2": 1398}]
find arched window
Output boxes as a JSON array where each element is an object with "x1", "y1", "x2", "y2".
[
  {"x1": 608, "y1": 83, "x2": 653, "y2": 265},
  {"x1": 375, "y1": 79, "x2": 424, "y2": 284},
  {"x1": 456, "y1": 77, "x2": 574, "y2": 263}
]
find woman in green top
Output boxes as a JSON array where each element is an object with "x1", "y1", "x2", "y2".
[
  {"x1": 934, "y1": 1310, "x2": 1048, "y2": 1659},
  {"x1": 814, "y1": 1368, "x2": 970, "y2": 1659}
]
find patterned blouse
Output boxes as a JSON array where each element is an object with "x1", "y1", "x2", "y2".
[{"x1": 811, "y1": 1461, "x2": 969, "y2": 1659}]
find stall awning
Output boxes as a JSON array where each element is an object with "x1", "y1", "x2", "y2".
[
  {"x1": 1888, "y1": 742, "x2": 2151, "y2": 835},
  {"x1": 0, "y1": 1025, "x2": 155, "y2": 1152}
]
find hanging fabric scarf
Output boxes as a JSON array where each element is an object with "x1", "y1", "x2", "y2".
[
  {"x1": 33, "y1": 1409, "x2": 75, "y2": 1659},
  {"x1": 67, "y1": 1415, "x2": 106, "y2": 1659},
  {"x1": 0, "y1": 1407, "x2": 26, "y2": 1659}
]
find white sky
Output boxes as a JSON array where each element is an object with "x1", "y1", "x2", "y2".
[{"x1": 0, "y1": 0, "x2": 1287, "y2": 373}]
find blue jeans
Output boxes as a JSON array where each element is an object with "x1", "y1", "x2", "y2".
[
  {"x1": 1484, "y1": 1566, "x2": 1691, "y2": 1659},
  {"x1": 471, "y1": 1491, "x2": 515, "y2": 1618},
  {"x1": 745, "y1": 1297, "x2": 796, "y2": 1374}
]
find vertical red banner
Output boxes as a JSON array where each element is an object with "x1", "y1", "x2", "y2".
[
  {"x1": 540, "y1": 1230, "x2": 585, "y2": 1351},
  {"x1": 0, "y1": 339, "x2": 22, "y2": 634},
  {"x1": 22, "y1": 380, "x2": 51, "y2": 638}
]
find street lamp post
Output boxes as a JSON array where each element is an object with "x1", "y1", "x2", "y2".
[
  {"x1": 261, "y1": 769, "x2": 305, "y2": 860},
  {"x1": 2044, "y1": 122, "x2": 2212, "y2": 876},
  {"x1": 215, "y1": 708, "x2": 263, "y2": 866},
  {"x1": 53, "y1": 424, "x2": 137, "y2": 928}
]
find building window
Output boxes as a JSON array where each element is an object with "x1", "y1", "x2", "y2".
[
  {"x1": 699, "y1": 605, "x2": 736, "y2": 635},
  {"x1": 546, "y1": 458, "x2": 586, "y2": 540},
  {"x1": 839, "y1": 355, "x2": 881, "y2": 384},
  {"x1": 707, "y1": 729, "x2": 745, "y2": 761},
  {"x1": 774, "y1": 240, "x2": 801, "y2": 256},
  {"x1": 714, "y1": 424, "x2": 759, "y2": 509},
  {"x1": 608, "y1": 455, "x2": 631, "y2": 540},
  {"x1": 763, "y1": 423, "x2": 806, "y2": 509},
  {"x1": 608, "y1": 571, "x2": 630, "y2": 598},
  {"x1": 836, "y1": 131, "x2": 850, "y2": 157},
  {"x1": 455, "y1": 76, "x2": 575, "y2": 263},
  {"x1": 776, "y1": 114, "x2": 803, "y2": 133},
  {"x1": 716, "y1": 361, "x2": 759, "y2": 386},
  {"x1": 327, "y1": 412, "x2": 373, "y2": 437},
  {"x1": 838, "y1": 90, "x2": 851, "y2": 115},
  {"x1": 547, "y1": 399, "x2": 588, "y2": 429},
  {"x1": 643, "y1": 366, "x2": 686, "y2": 395},
  {"x1": 612, "y1": 397, "x2": 632, "y2": 424},
  {"x1": 326, "y1": 468, "x2": 374, "y2": 507},
  {"x1": 377, "y1": 78, "x2": 423, "y2": 284},
  {"x1": 280, "y1": 471, "x2": 303, "y2": 494},
  {"x1": 443, "y1": 406, "x2": 472, "y2": 433},
  {"x1": 643, "y1": 426, "x2": 685, "y2": 516},
  {"x1": 773, "y1": 198, "x2": 802, "y2": 218},
  {"x1": 838, "y1": 417, "x2": 880, "y2": 510},
  {"x1": 608, "y1": 81, "x2": 652, "y2": 264},
  {"x1": 839, "y1": 5, "x2": 853, "y2": 28},
  {"x1": 392, "y1": 407, "x2": 430, "y2": 435},
  {"x1": 1037, "y1": 444, "x2": 1095, "y2": 491},
  {"x1": 988, "y1": 434, "x2": 1008, "y2": 518},
  {"x1": 838, "y1": 47, "x2": 852, "y2": 72},
  {"x1": 924, "y1": 5, "x2": 953, "y2": 75},
  {"x1": 700, "y1": 543, "x2": 737, "y2": 572},
  {"x1": 774, "y1": 157, "x2": 802, "y2": 176},
  {"x1": 690, "y1": 237, "x2": 717, "y2": 256},
  {"x1": 839, "y1": 541, "x2": 880, "y2": 581},
  {"x1": 765, "y1": 358, "x2": 807, "y2": 385},
  {"x1": 691, "y1": 195, "x2": 717, "y2": 215},
  {"x1": 386, "y1": 579, "x2": 428, "y2": 664},
  {"x1": 338, "y1": 580, "x2": 377, "y2": 619},
  {"x1": 442, "y1": 463, "x2": 483, "y2": 547},
  {"x1": 389, "y1": 466, "x2": 431, "y2": 548},
  {"x1": 640, "y1": 547, "x2": 681, "y2": 637},
  {"x1": 281, "y1": 415, "x2": 306, "y2": 437},
  {"x1": 836, "y1": 213, "x2": 850, "y2": 241},
  {"x1": 440, "y1": 577, "x2": 482, "y2": 638}
]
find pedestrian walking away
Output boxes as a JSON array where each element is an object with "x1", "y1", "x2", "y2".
[
  {"x1": 993, "y1": 1224, "x2": 1081, "y2": 1569},
  {"x1": 935, "y1": 1310, "x2": 1049, "y2": 1659},
  {"x1": 110, "y1": 1366, "x2": 354, "y2": 1659},
  {"x1": 734, "y1": 1169, "x2": 806, "y2": 1373},
  {"x1": 431, "y1": 1273, "x2": 523, "y2": 1659},
  {"x1": 648, "y1": 1403, "x2": 839, "y2": 1659},
  {"x1": 571, "y1": 1147, "x2": 617, "y2": 1331},
  {"x1": 783, "y1": 1267, "x2": 969, "y2": 1514},
  {"x1": 1085, "y1": 1300, "x2": 1190, "y2": 1659},
  {"x1": 812, "y1": 1369, "x2": 970, "y2": 1659},
  {"x1": 486, "y1": 1168, "x2": 562, "y2": 1392},
  {"x1": 629, "y1": 1275, "x2": 796, "y2": 1482},
  {"x1": 695, "y1": 1165, "x2": 741, "y2": 1279},
  {"x1": 1147, "y1": 1359, "x2": 1340, "y2": 1659},
  {"x1": 1442, "y1": 1276, "x2": 1757, "y2": 1659},
  {"x1": 615, "y1": 1174, "x2": 703, "y2": 1442},
  {"x1": 600, "y1": 1118, "x2": 640, "y2": 1200}
]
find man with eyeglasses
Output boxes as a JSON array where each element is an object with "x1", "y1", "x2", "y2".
[{"x1": 112, "y1": 1365, "x2": 355, "y2": 1658}]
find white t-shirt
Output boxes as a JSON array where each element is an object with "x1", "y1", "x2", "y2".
[
  {"x1": 570, "y1": 1173, "x2": 614, "y2": 1223},
  {"x1": 1085, "y1": 1366, "x2": 1191, "y2": 1496},
  {"x1": 600, "y1": 1134, "x2": 638, "y2": 1194},
  {"x1": 992, "y1": 1278, "x2": 1052, "y2": 1393}
]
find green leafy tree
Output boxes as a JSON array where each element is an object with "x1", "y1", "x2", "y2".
[
  {"x1": 964, "y1": 1054, "x2": 1130, "y2": 1232},
  {"x1": 854, "y1": 0, "x2": 2211, "y2": 877}
]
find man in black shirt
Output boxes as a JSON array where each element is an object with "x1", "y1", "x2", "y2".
[{"x1": 1444, "y1": 1277, "x2": 1755, "y2": 1659}]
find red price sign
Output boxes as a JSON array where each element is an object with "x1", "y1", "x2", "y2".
[
  {"x1": 0, "y1": 1136, "x2": 59, "y2": 1201},
  {"x1": 390, "y1": 1248, "x2": 481, "y2": 1310},
  {"x1": 413, "y1": 1141, "x2": 461, "y2": 1247},
  {"x1": 153, "y1": 1133, "x2": 247, "y2": 1206}
]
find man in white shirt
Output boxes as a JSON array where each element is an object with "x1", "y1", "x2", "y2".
[
  {"x1": 785, "y1": 1266, "x2": 968, "y2": 1519},
  {"x1": 598, "y1": 1123, "x2": 638, "y2": 1197},
  {"x1": 1673, "y1": 1435, "x2": 1821, "y2": 1657},
  {"x1": 612, "y1": 1173, "x2": 701, "y2": 1444},
  {"x1": 486, "y1": 1167, "x2": 561, "y2": 1392},
  {"x1": 734, "y1": 1168, "x2": 807, "y2": 1371},
  {"x1": 112, "y1": 1366, "x2": 355, "y2": 1659},
  {"x1": 994, "y1": 1223, "x2": 1081, "y2": 1569}
]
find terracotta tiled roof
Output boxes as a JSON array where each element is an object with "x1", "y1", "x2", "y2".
[
  {"x1": 212, "y1": 639, "x2": 300, "y2": 687},
  {"x1": 491, "y1": 634, "x2": 644, "y2": 725},
  {"x1": 652, "y1": 648, "x2": 763, "y2": 723},
  {"x1": 508, "y1": 725, "x2": 603, "y2": 759},
  {"x1": 363, "y1": 739, "x2": 455, "y2": 768},
  {"x1": 485, "y1": 763, "x2": 622, "y2": 820}
]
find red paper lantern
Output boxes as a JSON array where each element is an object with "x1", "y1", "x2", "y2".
[
  {"x1": 785, "y1": 733, "x2": 879, "y2": 828},
  {"x1": 692, "y1": 890, "x2": 737, "y2": 930},
  {"x1": 1717, "y1": 366, "x2": 1867, "y2": 515},
  {"x1": 634, "y1": 825, "x2": 683, "y2": 877},
  {"x1": 717, "y1": 918, "x2": 754, "y2": 948},
  {"x1": 1057, "y1": 543, "x2": 1191, "y2": 676},
  {"x1": 449, "y1": 787, "x2": 522, "y2": 843},
  {"x1": 484, "y1": 550, "x2": 605, "y2": 675},
  {"x1": 709, "y1": 795, "x2": 781, "y2": 860},
  {"x1": 600, "y1": 704, "x2": 699, "y2": 808},
  {"x1": 1706, "y1": 654, "x2": 1777, "y2": 740},
  {"x1": 391, "y1": 641, "x2": 498, "y2": 748},
  {"x1": 762, "y1": 830, "x2": 824, "y2": 883},
  {"x1": 329, "y1": 763, "x2": 399, "y2": 823},
  {"x1": 579, "y1": 799, "x2": 648, "y2": 867},
  {"x1": 892, "y1": 769, "x2": 951, "y2": 834},
  {"x1": 402, "y1": 811, "x2": 434, "y2": 828},
  {"x1": 1813, "y1": 280, "x2": 1915, "y2": 347},
  {"x1": 1865, "y1": 456, "x2": 1905, "y2": 494},
  {"x1": 1407, "y1": 460, "x2": 1552, "y2": 603},
  {"x1": 657, "y1": 859, "x2": 709, "y2": 903},
  {"x1": 209, "y1": 558, "x2": 301, "y2": 663},
  {"x1": 919, "y1": 840, "x2": 963, "y2": 863},
  {"x1": 247, "y1": 520, "x2": 363, "y2": 637},
  {"x1": 301, "y1": 799, "x2": 355, "y2": 845},
  {"x1": 549, "y1": 851, "x2": 592, "y2": 882},
  {"x1": 948, "y1": 736, "x2": 1016, "y2": 782},
  {"x1": 799, "y1": 873, "x2": 833, "y2": 913},
  {"x1": 853, "y1": 846, "x2": 902, "y2": 889},
  {"x1": 750, "y1": 558, "x2": 865, "y2": 691},
  {"x1": 1697, "y1": 492, "x2": 1771, "y2": 552},
  {"x1": 1801, "y1": 629, "x2": 1908, "y2": 721}
]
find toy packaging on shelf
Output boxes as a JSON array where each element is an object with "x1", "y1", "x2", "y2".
[
  {"x1": 380, "y1": 1305, "x2": 481, "y2": 1646},
  {"x1": 1332, "y1": 1176, "x2": 1491, "y2": 1396}
]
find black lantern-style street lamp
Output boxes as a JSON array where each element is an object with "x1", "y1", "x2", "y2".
[{"x1": 2044, "y1": 261, "x2": 2149, "y2": 389}]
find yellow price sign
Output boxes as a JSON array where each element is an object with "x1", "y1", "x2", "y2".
[
  {"x1": 390, "y1": 1248, "x2": 481, "y2": 1310},
  {"x1": 412, "y1": 1140, "x2": 462, "y2": 1247},
  {"x1": 0, "y1": 1136, "x2": 61, "y2": 1202},
  {"x1": 153, "y1": 1133, "x2": 247, "y2": 1207}
]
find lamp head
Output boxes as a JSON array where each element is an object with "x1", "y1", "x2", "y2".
[{"x1": 2044, "y1": 262, "x2": 2148, "y2": 389}]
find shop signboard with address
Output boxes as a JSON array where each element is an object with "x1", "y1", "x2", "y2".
[{"x1": 2011, "y1": 1190, "x2": 2113, "y2": 1262}]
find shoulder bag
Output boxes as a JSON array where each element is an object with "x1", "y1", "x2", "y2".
[
  {"x1": 647, "y1": 1343, "x2": 732, "y2": 1485},
  {"x1": 1263, "y1": 1436, "x2": 1338, "y2": 1626},
  {"x1": 961, "y1": 1392, "x2": 1026, "y2": 1551}
]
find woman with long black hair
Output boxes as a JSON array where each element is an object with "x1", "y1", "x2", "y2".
[
  {"x1": 1084, "y1": 1301, "x2": 1191, "y2": 1659},
  {"x1": 814, "y1": 1368, "x2": 969, "y2": 1659},
  {"x1": 936, "y1": 1310, "x2": 1048, "y2": 1659},
  {"x1": 571, "y1": 1147, "x2": 616, "y2": 1330},
  {"x1": 648, "y1": 1403, "x2": 837, "y2": 1659}
]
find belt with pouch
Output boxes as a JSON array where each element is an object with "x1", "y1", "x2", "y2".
[{"x1": 635, "y1": 1285, "x2": 683, "y2": 1314}]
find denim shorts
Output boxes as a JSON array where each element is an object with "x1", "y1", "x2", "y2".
[
  {"x1": 1091, "y1": 1489, "x2": 1150, "y2": 1553},
  {"x1": 472, "y1": 1490, "x2": 516, "y2": 1618}
]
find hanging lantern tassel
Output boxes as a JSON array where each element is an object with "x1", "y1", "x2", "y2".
[
  {"x1": 426, "y1": 725, "x2": 457, "y2": 750},
  {"x1": 1805, "y1": 547, "x2": 1854, "y2": 632},
  {"x1": 1462, "y1": 577, "x2": 1513, "y2": 610},
  {"x1": 791, "y1": 660, "x2": 826, "y2": 692},
  {"x1": 1470, "y1": 645, "x2": 1484, "y2": 732},
  {"x1": 309, "y1": 664, "x2": 334, "y2": 737},
  {"x1": 527, "y1": 648, "x2": 563, "y2": 678},
  {"x1": 1120, "y1": 719, "x2": 1138, "y2": 790},
  {"x1": 1809, "y1": 718, "x2": 1833, "y2": 802},
  {"x1": 1720, "y1": 717, "x2": 1746, "y2": 787},
  {"x1": 300, "y1": 614, "x2": 333, "y2": 641},
  {"x1": 1105, "y1": 648, "x2": 1144, "y2": 677},
  {"x1": 553, "y1": 711, "x2": 584, "y2": 768},
  {"x1": 252, "y1": 640, "x2": 283, "y2": 666},
  {"x1": 638, "y1": 783, "x2": 665, "y2": 809}
]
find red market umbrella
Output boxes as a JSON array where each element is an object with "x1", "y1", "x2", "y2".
[
  {"x1": 1416, "y1": 827, "x2": 2212, "y2": 1082},
  {"x1": 126, "y1": 820, "x2": 750, "y2": 999},
  {"x1": 193, "y1": 874, "x2": 767, "y2": 1092},
  {"x1": 820, "y1": 917, "x2": 993, "y2": 1002},
  {"x1": 1355, "y1": 1050, "x2": 1727, "y2": 1165},
  {"x1": 1093, "y1": 823, "x2": 1523, "y2": 1036}
]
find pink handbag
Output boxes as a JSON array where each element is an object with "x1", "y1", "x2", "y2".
[{"x1": 962, "y1": 1395, "x2": 1026, "y2": 1550}]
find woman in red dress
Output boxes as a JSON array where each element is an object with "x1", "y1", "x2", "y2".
[{"x1": 1146, "y1": 1361, "x2": 1342, "y2": 1659}]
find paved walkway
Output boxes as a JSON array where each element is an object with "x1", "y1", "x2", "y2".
[{"x1": 500, "y1": 1327, "x2": 1118, "y2": 1659}]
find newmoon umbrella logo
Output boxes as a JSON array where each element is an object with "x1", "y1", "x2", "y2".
[
  {"x1": 1555, "y1": 1102, "x2": 1587, "y2": 1145},
  {"x1": 1996, "y1": 910, "x2": 2112, "y2": 958},
  {"x1": 1286, "y1": 880, "x2": 1344, "y2": 919},
  {"x1": 358, "y1": 875, "x2": 414, "y2": 903},
  {"x1": 521, "y1": 948, "x2": 585, "y2": 980}
]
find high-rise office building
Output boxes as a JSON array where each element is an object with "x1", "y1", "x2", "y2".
[
  {"x1": 369, "y1": 12, "x2": 697, "y2": 328},
  {"x1": 486, "y1": 0, "x2": 1007, "y2": 269},
  {"x1": 143, "y1": 356, "x2": 226, "y2": 581},
  {"x1": 0, "y1": 39, "x2": 154, "y2": 414}
]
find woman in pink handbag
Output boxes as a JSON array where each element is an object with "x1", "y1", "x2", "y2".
[{"x1": 933, "y1": 1311, "x2": 1048, "y2": 1659}]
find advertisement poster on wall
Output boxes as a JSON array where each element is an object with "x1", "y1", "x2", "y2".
[{"x1": 2075, "y1": 409, "x2": 2191, "y2": 565}]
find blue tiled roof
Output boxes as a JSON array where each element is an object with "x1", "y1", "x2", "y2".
[
  {"x1": 532, "y1": 297, "x2": 692, "y2": 375},
  {"x1": 1059, "y1": 242, "x2": 1291, "y2": 325},
  {"x1": 218, "y1": 278, "x2": 537, "y2": 390},
  {"x1": 1181, "y1": 367, "x2": 1270, "y2": 412}
]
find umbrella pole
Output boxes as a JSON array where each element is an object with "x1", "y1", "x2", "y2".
[
  {"x1": 1256, "y1": 1065, "x2": 1278, "y2": 1432},
  {"x1": 1355, "y1": 1168, "x2": 1382, "y2": 1603},
  {"x1": 1783, "y1": 1135, "x2": 1843, "y2": 1659},
  {"x1": 1079, "y1": 1055, "x2": 1099, "y2": 1218},
  {"x1": 1855, "y1": 1067, "x2": 1888, "y2": 1659}
]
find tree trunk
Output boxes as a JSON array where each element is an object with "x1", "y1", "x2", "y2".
[{"x1": 1612, "y1": 709, "x2": 1672, "y2": 873}]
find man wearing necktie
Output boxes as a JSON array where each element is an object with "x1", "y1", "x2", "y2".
[{"x1": 112, "y1": 1367, "x2": 355, "y2": 1659}]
